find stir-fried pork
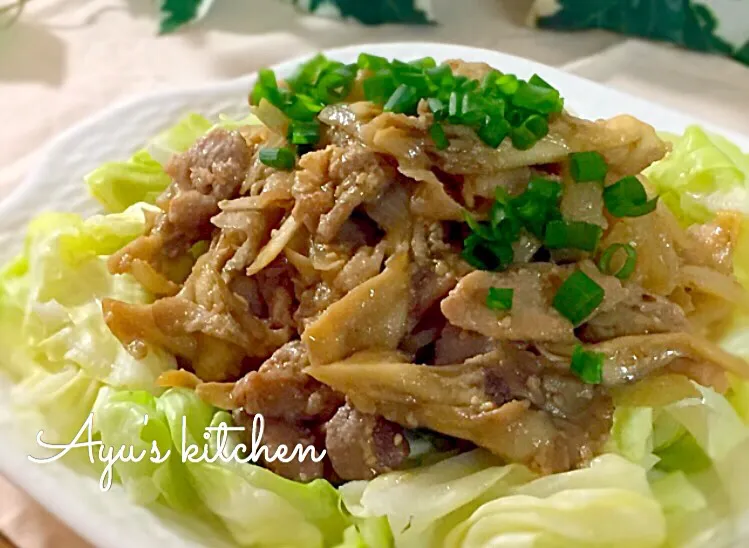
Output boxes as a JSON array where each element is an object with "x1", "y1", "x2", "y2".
[{"x1": 102, "y1": 58, "x2": 749, "y2": 483}]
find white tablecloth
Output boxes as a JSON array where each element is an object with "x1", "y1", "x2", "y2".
[{"x1": 0, "y1": 0, "x2": 748, "y2": 546}]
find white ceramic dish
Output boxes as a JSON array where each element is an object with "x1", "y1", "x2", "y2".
[{"x1": 0, "y1": 42, "x2": 747, "y2": 548}]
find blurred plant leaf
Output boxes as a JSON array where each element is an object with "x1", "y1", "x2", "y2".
[
  {"x1": 533, "y1": 0, "x2": 748, "y2": 66},
  {"x1": 292, "y1": 0, "x2": 435, "y2": 25},
  {"x1": 159, "y1": 0, "x2": 208, "y2": 34}
]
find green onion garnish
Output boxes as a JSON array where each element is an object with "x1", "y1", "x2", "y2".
[
  {"x1": 527, "y1": 178, "x2": 563, "y2": 201},
  {"x1": 410, "y1": 56, "x2": 437, "y2": 70},
  {"x1": 529, "y1": 74, "x2": 554, "y2": 90},
  {"x1": 510, "y1": 114, "x2": 549, "y2": 150},
  {"x1": 570, "y1": 345, "x2": 604, "y2": 384},
  {"x1": 384, "y1": 84, "x2": 420, "y2": 114},
  {"x1": 598, "y1": 243, "x2": 637, "y2": 280},
  {"x1": 478, "y1": 114, "x2": 510, "y2": 148},
  {"x1": 427, "y1": 97, "x2": 446, "y2": 119},
  {"x1": 570, "y1": 151, "x2": 608, "y2": 183},
  {"x1": 603, "y1": 176, "x2": 658, "y2": 217},
  {"x1": 252, "y1": 54, "x2": 565, "y2": 154},
  {"x1": 544, "y1": 220, "x2": 603, "y2": 252},
  {"x1": 286, "y1": 53, "x2": 328, "y2": 91},
  {"x1": 259, "y1": 147, "x2": 296, "y2": 170},
  {"x1": 463, "y1": 212, "x2": 496, "y2": 242},
  {"x1": 552, "y1": 271, "x2": 605, "y2": 325},
  {"x1": 511, "y1": 82, "x2": 562, "y2": 114},
  {"x1": 497, "y1": 74, "x2": 519, "y2": 96},
  {"x1": 462, "y1": 234, "x2": 513, "y2": 271},
  {"x1": 486, "y1": 287, "x2": 514, "y2": 311},
  {"x1": 429, "y1": 123, "x2": 449, "y2": 150},
  {"x1": 363, "y1": 70, "x2": 397, "y2": 103},
  {"x1": 357, "y1": 53, "x2": 389, "y2": 70},
  {"x1": 288, "y1": 120, "x2": 321, "y2": 145}
]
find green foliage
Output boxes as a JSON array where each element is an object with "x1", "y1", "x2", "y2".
[
  {"x1": 536, "y1": 0, "x2": 748, "y2": 66},
  {"x1": 157, "y1": 0, "x2": 433, "y2": 33},
  {"x1": 294, "y1": 0, "x2": 434, "y2": 25},
  {"x1": 159, "y1": 0, "x2": 206, "y2": 34}
]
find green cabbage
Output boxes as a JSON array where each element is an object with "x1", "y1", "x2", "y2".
[
  {"x1": 91, "y1": 387, "x2": 353, "y2": 547},
  {"x1": 342, "y1": 452, "x2": 667, "y2": 548},
  {"x1": 0, "y1": 204, "x2": 175, "y2": 442},
  {"x1": 645, "y1": 125, "x2": 749, "y2": 225}
]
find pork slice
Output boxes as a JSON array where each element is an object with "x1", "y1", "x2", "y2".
[
  {"x1": 579, "y1": 290, "x2": 690, "y2": 343},
  {"x1": 166, "y1": 128, "x2": 251, "y2": 200},
  {"x1": 292, "y1": 144, "x2": 393, "y2": 243},
  {"x1": 325, "y1": 403, "x2": 410, "y2": 481},
  {"x1": 433, "y1": 325, "x2": 496, "y2": 365},
  {"x1": 307, "y1": 349, "x2": 613, "y2": 474},
  {"x1": 231, "y1": 340, "x2": 343, "y2": 422},
  {"x1": 109, "y1": 129, "x2": 251, "y2": 283},
  {"x1": 233, "y1": 411, "x2": 324, "y2": 483},
  {"x1": 441, "y1": 264, "x2": 575, "y2": 342}
]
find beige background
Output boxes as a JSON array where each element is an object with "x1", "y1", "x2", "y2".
[{"x1": 0, "y1": 0, "x2": 748, "y2": 546}]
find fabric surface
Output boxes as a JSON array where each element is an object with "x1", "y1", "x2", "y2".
[{"x1": 0, "y1": 0, "x2": 748, "y2": 547}]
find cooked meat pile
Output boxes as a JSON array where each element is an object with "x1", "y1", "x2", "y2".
[{"x1": 102, "y1": 59, "x2": 749, "y2": 483}]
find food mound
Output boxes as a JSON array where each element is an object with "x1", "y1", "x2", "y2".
[{"x1": 100, "y1": 54, "x2": 749, "y2": 484}]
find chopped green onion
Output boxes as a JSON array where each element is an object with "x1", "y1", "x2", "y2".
[
  {"x1": 511, "y1": 188, "x2": 560, "y2": 239},
  {"x1": 552, "y1": 271, "x2": 605, "y2": 325},
  {"x1": 409, "y1": 57, "x2": 437, "y2": 70},
  {"x1": 571, "y1": 345, "x2": 604, "y2": 384},
  {"x1": 427, "y1": 97, "x2": 447, "y2": 120},
  {"x1": 259, "y1": 147, "x2": 296, "y2": 170},
  {"x1": 487, "y1": 287, "x2": 514, "y2": 311},
  {"x1": 363, "y1": 70, "x2": 397, "y2": 103},
  {"x1": 390, "y1": 59, "x2": 420, "y2": 75},
  {"x1": 284, "y1": 94, "x2": 324, "y2": 121},
  {"x1": 510, "y1": 114, "x2": 548, "y2": 150},
  {"x1": 288, "y1": 121, "x2": 321, "y2": 145},
  {"x1": 544, "y1": 220, "x2": 603, "y2": 252},
  {"x1": 448, "y1": 91, "x2": 462, "y2": 120},
  {"x1": 510, "y1": 127, "x2": 537, "y2": 150},
  {"x1": 429, "y1": 123, "x2": 449, "y2": 150},
  {"x1": 459, "y1": 78, "x2": 479, "y2": 92},
  {"x1": 598, "y1": 243, "x2": 637, "y2": 280},
  {"x1": 315, "y1": 65, "x2": 356, "y2": 103},
  {"x1": 253, "y1": 54, "x2": 565, "y2": 162},
  {"x1": 570, "y1": 151, "x2": 608, "y2": 183},
  {"x1": 462, "y1": 234, "x2": 514, "y2": 271},
  {"x1": 527, "y1": 178, "x2": 562, "y2": 202},
  {"x1": 286, "y1": 54, "x2": 329, "y2": 91},
  {"x1": 604, "y1": 176, "x2": 659, "y2": 217},
  {"x1": 478, "y1": 114, "x2": 510, "y2": 148},
  {"x1": 384, "y1": 84, "x2": 420, "y2": 114},
  {"x1": 524, "y1": 114, "x2": 549, "y2": 138},
  {"x1": 460, "y1": 93, "x2": 487, "y2": 126},
  {"x1": 400, "y1": 71, "x2": 434, "y2": 96},
  {"x1": 529, "y1": 74, "x2": 554, "y2": 90},
  {"x1": 463, "y1": 212, "x2": 496, "y2": 242},
  {"x1": 251, "y1": 68, "x2": 283, "y2": 107},
  {"x1": 357, "y1": 53, "x2": 389, "y2": 70},
  {"x1": 426, "y1": 64, "x2": 454, "y2": 90},
  {"x1": 543, "y1": 219, "x2": 599, "y2": 251},
  {"x1": 497, "y1": 74, "x2": 519, "y2": 96},
  {"x1": 511, "y1": 82, "x2": 562, "y2": 114},
  {"x1": 481, "y1": 70, "x2": 502, "y2": 91},
  {"x1": 489, "y1": 200, "x2": 521, "y2": 241}
]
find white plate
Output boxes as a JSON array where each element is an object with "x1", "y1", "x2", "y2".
[{"x1": 0, "y1": 42, "x2": 747, "y2": 548}]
